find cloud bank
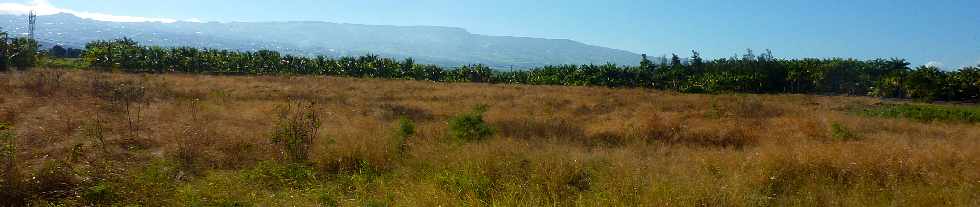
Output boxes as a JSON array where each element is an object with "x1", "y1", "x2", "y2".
[
  {"x1": 0, "y1": 0, "x2": 178, "y2": 23},
  {"x1": 925, "y1": 61, "x2": 944, "y2": 68}
]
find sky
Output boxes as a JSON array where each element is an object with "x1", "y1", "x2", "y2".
[{"x1": 1, "y1": 0, "x2": 979, "y2": 68}]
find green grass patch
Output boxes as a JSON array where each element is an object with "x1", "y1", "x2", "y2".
[
  {"x1": 40, "y1": 58, "x2": 89, "y2": 69},
  {"x1": 858, "y1": 103, "x2": 980, "y2": 123},
  {"x1": 830, "y1": 123, "x2": 861, "y2": 141}
]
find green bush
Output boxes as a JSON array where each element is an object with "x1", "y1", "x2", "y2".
[
  {"x1": 397, "y1": 117, "x2": 416, "y2": 139},
  {"x1": 448, "y1": 105, "x2": 495, "y2": 142}
]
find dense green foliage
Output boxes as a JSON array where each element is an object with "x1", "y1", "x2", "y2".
[
  {"x1": 48, "y1": 45, "x2": 84, "y2": 58},
  {"x1": 0, "y1": 31, "x2": 5, "y2": 70},
  {"x1": 77, "y1": 39, "x2": 979, "y2": 102},
  {"x1": 859, "y1": 104, "x2": 980, "y2": 123},
  {"x1": 1, "y1": 30, "x2": 42, "y2": 71}
]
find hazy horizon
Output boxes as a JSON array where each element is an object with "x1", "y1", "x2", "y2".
[{"x1": 1, "y1": 0, "x2": 978, "y2": 68}]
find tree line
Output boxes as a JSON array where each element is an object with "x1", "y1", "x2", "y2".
[
  {"x1": 48, "y1": 45, "x2": 84, "y2": 58},
  {"x1": 3, "y1": 35, "x2": 978, "y2": 102}
]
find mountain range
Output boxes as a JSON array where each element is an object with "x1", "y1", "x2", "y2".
[{"x1": 0, "y1": 13, "x2": 644, "y2": 68}]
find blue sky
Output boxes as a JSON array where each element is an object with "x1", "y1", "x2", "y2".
[{"x1": 2, "y1": 0, "x2": 979, "y2": 68}]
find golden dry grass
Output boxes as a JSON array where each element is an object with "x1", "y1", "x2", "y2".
[{"x1": 0, "y1": 69, "x2": 978, "y2": 206}]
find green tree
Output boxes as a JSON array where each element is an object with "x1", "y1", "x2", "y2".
[
  {"x1": 947, "y1": 65, "x2": 979, "y2": 101},
  {"x1": 640, "y1": 54, "x2": 654, "y2": 71},
  {"x1": 9, "y1": 38, "x2": 38, "y2": 70},
  {"x1": 0, "y1": 30, "x2": 7, "y2": 71},
  {"x1": 662, "y1": 54, "x2": 687, "y2": 90},
  {"x1": 50, "y1": 45, "x2": 68, "y2": 58},
  {"x1": 670, "y1": 53, "x2": 683, "y2": 66},
  {"x1": 690, "y1": 50, "x2": 704, "y2": 73},
  {"x1": 82, "y1": 40, "x2": 112, "y2": 69},
  {"x1": 904, "y1": 66, "x2": 947, "y2": 101}
]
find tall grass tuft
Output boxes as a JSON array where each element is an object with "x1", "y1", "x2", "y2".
[
  {"x1": 395, "y1": 117, "x2": 415, "y2": 154},
  {"x1": 271, "y1": 101, "x2": 322, "y2": 164},
  {"x1": 0, "y1": 123, "x2": 24, "y2": 205}
]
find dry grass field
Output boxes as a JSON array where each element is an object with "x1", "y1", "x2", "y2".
[{"x1": 0, "y1": 69, "x2": 978, "y2": 206}]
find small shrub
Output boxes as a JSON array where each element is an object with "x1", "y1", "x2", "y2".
[
  {"x1": 171, "y1": 99, "x2": 213, "y2": 175},
  {"x1": 82, "y1": 182, "x2": 118, "y2": 205},
  {"x1": 448, "y1": 105, "x2": 495, "y2": 142},
  {"x1": 80, "y1": 120, "x2": 109, "y2": 154},
  {"x1": 830, "y1": 123, "x2": 860, "y2": 141},
  {"x1": 397, "y1": 117, "x2": 416, "y2": 138},
  {"x1": 91, "y1": 80, "x2": 148, "y2": 113},
  {"x1": 271, "y1": 102, "x2": 321, "y2": 164},
  {"x1": 94, "y1": 80, "x2": 149, "y2": 138},
  {"x1": 30, "y1": 160, "x2": 79, "y2": 200}
]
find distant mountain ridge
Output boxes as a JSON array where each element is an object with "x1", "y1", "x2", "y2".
[{"x1": 0, "y1": 13, "x2": 643, "y2": 68}]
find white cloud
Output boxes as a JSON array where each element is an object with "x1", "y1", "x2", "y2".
[
  {"x1": 0, "y1": 0, "x2": 178, "y2": 23},
  {"x1": 925, "y1": 61, "x2": 944, "y2": 68}
]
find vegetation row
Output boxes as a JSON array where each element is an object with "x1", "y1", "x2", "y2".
[{"x1": 2, "y1": 32, "x2": 979, "y2": 102}]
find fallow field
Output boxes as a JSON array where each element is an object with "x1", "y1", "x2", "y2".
[{"x1": 1, "y1": 69, "x2": 978, "y2": 206}]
